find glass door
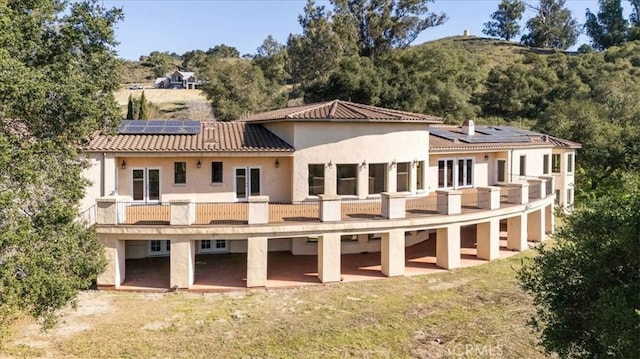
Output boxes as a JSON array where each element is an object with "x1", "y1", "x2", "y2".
[
  {"x1": 132, "y1": 168, "x2": 160, "y2": 202},
  {"x1": 496, "y1": 159, "x2": 506, "y2": 184},
  {"x1": 235, "y1": 167, "x2": 261, "y2": 201}
]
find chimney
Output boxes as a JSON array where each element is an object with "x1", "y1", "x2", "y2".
[{"x1": 461, "y1": 119, "x2": 475, "y2": 136}]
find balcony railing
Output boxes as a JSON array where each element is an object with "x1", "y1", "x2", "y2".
[{"x1": 96, "y1": 179, "x2": 555, "y2": 227}]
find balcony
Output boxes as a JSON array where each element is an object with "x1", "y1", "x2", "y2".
[{"x1": 93, "y1": 176, "x2": 554, "y2": 227}]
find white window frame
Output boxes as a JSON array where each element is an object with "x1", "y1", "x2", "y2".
[
  {"x1": 174, "y1": 161, "x2": 187, "y2": 185},
  {"x1": 552, "y1": 153, "x2": 561, "y2": 173},
  {"x1": 496, "y1": 159, "x2": 507, "y2": 185},
  {"x1": 234, "y1": 166, "x2": 262, "y2": 201},
  {"x1": 211, "y1": 161, "x2": 223, "y2": 185},
  {"x1": 567, "y1": 153, "x2": 574, "y2": 173},
  {"x1": 455, "y1": 158, "x2": 474, "y2": 189},
  {"x1": 197, "y1": 240, "x2": 228, "y2": 254},
  {"x1": 148, "y1": 240, "x2": 170, "y2": 256},
  {"x1": 308, "y1": 164, "x2": 325, "y2": 197},
  {"x1": 131, "y1": 168, "x2": 161, "y2": 203},
  {"x1": 437, "y1": 158, "x2": 456, "y2": 189}
]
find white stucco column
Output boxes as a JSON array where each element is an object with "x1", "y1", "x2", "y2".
[
  {"x1": 436, "y1": 224, "x2": 461, "y2": 269},
  {"x1": 507, "y1": 183, "x2": 529, "y2": 204},
  {"x1": 97, "y1": 237, "x2": 125, "y2": 289},
  {"x1": 96, "y1": 196, "x2": 118, "y2": 225},
  {"x1": 507, "y1": 213, "x2": 528, "y2": 251},
  {"x1": 318, "y1": 233, "x2": 341, "y2": 283},
  {"x1": 545, "y1": 204, "x2": 554, "y2": 234},
  {"x1": 170, "y1": 239, "x2": 196, "y2": 289},
  {"x1": 319, "y1": 194, "x2": 341, "y2": 222},
  {"x1": 248, "y1": 196, "x2": 269, "y2": 225},
  {"x1": 170, "y1": 199, "x2": 194, "y2": 225},
  {"x1": 477, "y1": 186, "x2": 501, "y2": 210},
  {"x1": 381, "y1": 192, "x2": 407, "y2": 219},
  {"x1": 381, "y1": 229, "x2": 405, "y2": 277},
  {"x1": 527, "y1": 209, "x2": 545, "y2": 242},
  {"x1": 477, "y1": 219, "x2": 500, "y2": 261},
  {"x1": 436, "y1": 190, "x2": 462, "y2": 215},
  {"x1": 246, "y1": 236, "x2": 268, "y2": 287},
  {"x1": 388, "y1": 163, "x2": 397, "y2": 192}
]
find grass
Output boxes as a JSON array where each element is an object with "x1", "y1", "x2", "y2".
[{"x1": 2, "y1": 251, "x2": 546, "y2": 358}]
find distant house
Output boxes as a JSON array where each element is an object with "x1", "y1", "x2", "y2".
[{"x1": 154, "y1": 70, "x2": 198, "y2": 89}]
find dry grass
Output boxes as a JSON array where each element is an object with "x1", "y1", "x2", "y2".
[
  {"x1": 114, "y1": 89, "x2": 208, "y2": 106},
  {"x1": 2, "y1": 251, "x2": 546, "y2": 358}
]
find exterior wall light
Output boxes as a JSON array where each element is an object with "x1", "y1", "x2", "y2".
[
  {"x1": 391, "y1": 160, "x2": 397, "y2": 168},
  {"x1": 275, "y1": 159, "x2": 280, "y2": 168},
  {"x1": 327, "y1": 160, "x2": 333, "y2": 168},
  {"x1": 361, "y1": 160, "x2": 367, "y2": 168},
  {"x1": 484, "y1": 154, "x2": 489, "y2": 160},
  {"x1": 121, "y1": 160, "x2": 126, "y2": 169},
  {"x1": 197, "y1": 160, "x2": 201, "y2": 168}
]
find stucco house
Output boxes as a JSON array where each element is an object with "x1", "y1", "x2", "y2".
[
  {"x1": 80, "y1": 100, "x2": 579, "y2": 290},
  {"x1": 154, "y1": 70, "x2": 198, "y2": 89}
]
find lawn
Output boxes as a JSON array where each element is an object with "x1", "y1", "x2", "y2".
[{"x1": 3, "y1": 251, "x2": 545, "y2": 358}]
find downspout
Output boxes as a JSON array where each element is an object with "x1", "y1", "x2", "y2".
[
  {"x1": 509, "y1": 149, "x2": 514, "y2": 183},
  {"x1": 101, "y1": 152, "x2": 106, "y2": 197}
]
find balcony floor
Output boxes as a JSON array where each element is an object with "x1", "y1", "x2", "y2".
[{"x1": 119, "y1": 227, "x2": 528, "y2": 292}]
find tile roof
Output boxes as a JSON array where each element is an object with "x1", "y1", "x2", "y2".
[
  {"x1": 429, "y1": 125, "x2": 581, "y2": 151},
  {"x1": 239, "y1": 100, "x2": 443, "y2": 124},
  {"x1": 84, "y1": 121, "x2": 294, "y2": 153}
]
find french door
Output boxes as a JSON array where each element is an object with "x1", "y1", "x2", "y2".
[
  {"x1": 132, "y1": 168, "x2": 160, "y2": 202},
  {"x1": 496, "y1": 160, "x2": 506, "y2": 184},
  {"x1": 235, "y1": 167, "x2": 261, "y2": 201}
]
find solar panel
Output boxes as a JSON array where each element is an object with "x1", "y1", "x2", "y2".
[
  {"x1": 117, "y1": 120, "x2": 201, "y2": 135},
  {"x1": 430, "y1": 125, "x2": 539, "y2": 144}
]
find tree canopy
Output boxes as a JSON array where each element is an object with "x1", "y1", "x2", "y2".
[
  {"x1": 518, "y1": 185, "x2": 640, "y2": 358},
  {"x1": 521, "y1": 0, "x2": 579, "y2": 49},
  {"x1": 482, "y1": 0, "x2": 526, "y2": 41},
  {"x1": 585, "y1": 0, "x2": 637, "y2": 50},
  {"x1": 0, "y1": 0, "x2": 121, "y2": 335}
]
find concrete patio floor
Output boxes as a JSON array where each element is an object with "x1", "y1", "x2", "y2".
[{"x1": 119, "y1": 226, "x2": 532, "y2": 292}]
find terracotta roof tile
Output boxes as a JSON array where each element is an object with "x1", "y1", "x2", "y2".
[
  {"x1": 239, "y1": 100, "x2": 442, "y2": 124},
  {"x1": 84, "y1": 121, "x2": 294, "y2": 153}
]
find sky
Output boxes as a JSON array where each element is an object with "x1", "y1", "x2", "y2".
[{"x1": 103, "y1": 0, "x2": 634, "y2": 60}]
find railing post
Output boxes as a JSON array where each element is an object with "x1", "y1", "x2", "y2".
[
  {"x1": 507, "y1": 183, "x2": 529, "y2": 205},
  {"x1": 476, "y1": 186, "x2": 501, "y2": 210},
  {"x1": 436, "y1": 190, "x2": 462, "y2": 215},
  {"x1": 381, "y1": 192, "x2": 407, "y2": 219},
  {"x1": 539, "y1": 175, "x2": 555, "y2": 197},
  {"x1": 96, "y1": 196, "x2": 118, "y2": 225},
  {"x1": 318, "y1": 194, "x2": 341, "y2": 222},
  {"x1": 248, "y1": 196, "x2": 269, "y2": 225},
  {"x1": 170, "y1": 199, "x2": 195, "y2": 225}
]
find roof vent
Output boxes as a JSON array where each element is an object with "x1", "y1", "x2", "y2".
[{"x1": 461, "y1": 119, "x2": 475, "y2": 136}]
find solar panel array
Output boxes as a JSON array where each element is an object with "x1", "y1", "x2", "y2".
[
  {"x1": 117, "y1": 120, "x2": 201, "y2": 135},
  {"x1": 430, "y1": 126, "x2": 541, "y2": 144}
]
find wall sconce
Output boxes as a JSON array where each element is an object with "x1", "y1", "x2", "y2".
[
  {"x1": 326, "y1": 160, "x2": 333, "y2": 168},
  {"x1": 361, "y1": 160, "x2": 367, "y2": 168},
  {"x1": 275, "y1": 159, "x2": 280, "y2": 168},
  {"x1": 484, "y1": 154, "x2": 489, "y2": 160},
  {"x1": 121, "y1": 160, "x2": 126, "y2": 169},
  {"x1": 196, "y1": 160, "x2": 201, "y2": 168},
  {"x1": 412, "y1": 159, "x2": 418, "y2": 166},
  {"x1": 391, "y1": 160, "x2": 397, "y2": 168}
]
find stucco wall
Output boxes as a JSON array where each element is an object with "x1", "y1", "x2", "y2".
[
  {"x1": 80, "y1": 153, "x2": 117, "y2": 212},
  {"x1": 552, "y1": 149, "x2": 576, "y2": 207},
  {"x1": 287, "y1": 122, "x2": 430, "y2": 201},
  {"x1": 115, "y1": 155, "x2": 292, "y2": 202}
]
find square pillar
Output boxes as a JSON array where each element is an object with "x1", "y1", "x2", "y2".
[
  {"x1": 97, "y1": 237, "x2": 125, "y2": 289},
  {"x1": 507, "y1": 214, "x2": 528, "y2": 251},
  {"x1": 246, "y1": 236, "x2": 268, "y2": 287},
  {"x1": 477, "y1": 187, "x2": 501, "y2": 210},
  {"x1": 527, "y1": 209, "x2": 546, "y2": 242},
  {"x1": 96, "y1": 197, "x2": 118, "y2": 225},
  {"x1": 539, "y1": 176, "x2": 555, "y2": 197},
  {"x1": 170, "y1": 199, "x2": 194, "y2": 225},
  {"x1": 436, "y1": 224, "x2": 460, "y2": 269},
  {"x1": 318, "y1": 194, "x2": 341, "y2": 222},
  {"x1": 381, "y1": 192, "x2": 407, "y2": 219},
  {"x1": 357, "y1": 234, "x2": 369, "y2": 245},
  {"x1": 477, "y1": 219, "x2": 500, "y2": 261},
  {"x1": 318, "y1": 233, "x2": 341, "y2": 283},
  {"x1": 436, "y1": 190, "x2": 462, "y2": 215},
  {"x1": 170, "y1": 239, "x2": 196, "y2": 289},
  {"x1": 248, "y1": 196, "x2": 269, "y2": 225},
  {"x1": 507, "y1": 183, "x2": 529, "y2": 204},
  {"x1": 545, "y1": 204, "x2": 554, "y2": 234},
  {"x1": 381, "y1": 229, "x2": 405, "y2": 277}
]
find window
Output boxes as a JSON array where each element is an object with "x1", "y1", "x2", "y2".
[
  {"x1": 457, "y1": 158, "x2": 473, "y2": 188},
  {"x1": 519, "y1": 155, "x2": 526, "y2": 176},
  {"x1": 543, "y1": 154, "x2": 550, "y2": 175},
  {"x1": 555, "y1": 189, "x2": 560, "y2": 205},
  {"x1": 250, "y1": 168, "x2": 260, "y2": 196},
  {"x1": 416, "y1": 161, "x2": 425, "y2": 190},
  {"x1": 497, "y1": 159, "x2": 506, "y2": 183},
  {"x1": 567, "y1": 189, "x2": 573, "y2": 205},
  {"x1": 552, "y1": 154, "x2": 561, "y2": 173},
  {"x1": 337, "y1": 164, "x2": 357, "y2": 196},
  {"x1": 211, "y1": 162, "x2": 223, "y2": 184},
  {"x1": 308, "y1": 164, "x2": 324, "y2": 196},
  {"x1": 174, "y1": 162, "x2": 186, "y2": 184},
  {"x1": 438, "y1": 159, "x2": 454, "y2": 188},
  {"x1": 149, "y1": 240, "x2": 170, "y2": 256},
  {"x1": 199, "y1": 240, "x2": 227, "y2": 253},
  {"x1": 368, "y1": 163, "x2": 387, "y2": 194},
  {"x1": 567, "y1": 153, "x2": 573, "y2": 173},
  {"x1": 397, "y1": 162, "x2": 410, "y2": 192}
]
